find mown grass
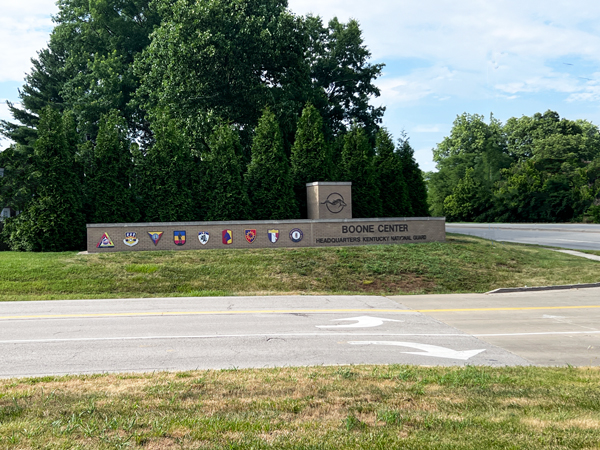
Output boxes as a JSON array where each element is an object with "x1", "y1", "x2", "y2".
[
  {"x1": 0, "y1": 234, "x2": 598, "y2": 301},
  {"x1": 1, "y1": 365, "x2": 599, "y2": 449}
]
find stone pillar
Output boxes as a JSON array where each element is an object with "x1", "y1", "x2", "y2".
[{"x1": 306, "y1": 182, "x2": 352, "y2": 219}]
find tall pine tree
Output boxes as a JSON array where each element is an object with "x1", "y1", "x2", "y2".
[
  {"x1": 87, "y1": 110, "x2": 139, "y2": 223},
  {"x1": 374, "y1": 128, "x2": 412, "y2": 217},
  {"x1": 246, "y1": 109, "x2": 298, "y2": 220},
  {"x1": 290, "y1": 103, "x2": 332, "y2": 218},
  {"x1": 1, "y1": 107, "x2": 85, "y2": 251},
  {"x1": 341, "y1": 125, "x2": 382, "y2": 218},
  {"x1": 203, "y1": 124, "x2": 249, "y2": 221},
  {"x1": 397, "y1": 135, "x2": 429, "y2": 216},
  {"x1": 134, "y1": 116, "x2": 200, "y2": 222}
]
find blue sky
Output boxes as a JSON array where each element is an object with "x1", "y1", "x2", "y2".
[{"x1": 3, "y1": 0, "x2": 600, "y2": 173}]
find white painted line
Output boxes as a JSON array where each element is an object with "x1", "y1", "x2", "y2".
[
  {"x1": 3, "y1": 330, "x2": 600, "y2": 345},
  {"x1": 0, "y1": 332, "x2": 469, "y2": 344}
]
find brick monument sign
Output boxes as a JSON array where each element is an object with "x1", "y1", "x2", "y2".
[{"x1": 87, "y1": 182, "x2": 445, "y2": 252}]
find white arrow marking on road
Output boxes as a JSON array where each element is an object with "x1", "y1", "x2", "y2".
[
  {"x1": 316, "y1": 316, "x2": 403, "y2": 329},
  {"x1": 349, "y1": 341, "x2": 486, "y2": 361}
]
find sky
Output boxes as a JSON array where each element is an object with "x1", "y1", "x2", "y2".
[{"x1": 2, "y1": 1, "x2": 600, "y2": 172}]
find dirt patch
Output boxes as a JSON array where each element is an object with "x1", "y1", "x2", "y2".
[{"x1": 145, "y1": 437, "x2": 178, "y2": 449}]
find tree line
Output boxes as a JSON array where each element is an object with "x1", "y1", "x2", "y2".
[
  {"x1": 428, "y1": 111, "x2": 600, "y2": 223},
  {"x1": 0, "y1": 105, "x2": 426, "y2": 251},
  {"x1": 0, "y1": 0, "x2": 429, "y2": 251}
]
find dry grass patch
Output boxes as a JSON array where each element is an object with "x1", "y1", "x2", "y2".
[{"x1": 1, "y1": 365, "x2": 599, "y2": 448}]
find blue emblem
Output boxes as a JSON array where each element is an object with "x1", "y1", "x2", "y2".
[{"x1": 289, "y1": 228, "x2": 303, "y2": 243}]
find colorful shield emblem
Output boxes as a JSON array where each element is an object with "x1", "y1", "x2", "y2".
[
  {"x1": 198, "y1": 231, "x2": 210, "y2": 245},
  {"x1": 245, "y1": 229, "x2": 257, "y2": 244},
  {"x1": 289, "y1": 228, "x2": 303, "y2": 243},
  {"x1": 96, "y1": 232, "x2": 114, "y2": 248},
  {"x1": 174, "y1": 231, "x2": 186, "y2": 246},
  {"x1": 268, "y1": 229, "x2": 279, "y2": 243},
  {"x1": 123, "y1": 232, "x2": 139, "y2": 247},
  {"x1": 148, "y1": 231, "x2": 163, "y2": 246},
  {"x1": 222, "y1": 229, "x2": 233, "y2": 245}
]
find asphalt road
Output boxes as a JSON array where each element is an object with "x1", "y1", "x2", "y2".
[
  {"x1": 2, "y1": 290, "x2": 599, "y2": 378},
  {"x1": 447, "y1": 223, "x2": 600, "y2": 250},
  {"x1": 392, "y1": 288, "x2": 600, "y2": 367}
]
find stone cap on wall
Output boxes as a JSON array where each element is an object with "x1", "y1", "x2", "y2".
[
  {"x1": 305, "y1": 181, "x2": 352, "y2": 187},
  {"x1": 88, "y1": 217, "x2": 445, "y2": 228}
]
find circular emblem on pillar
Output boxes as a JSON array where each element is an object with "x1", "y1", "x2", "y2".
[
  {"x1": 289, "y1": 228, "x2": 304, "y2": 243},
  {"x1": 321, "y1": 192, "x2": 347, "y2": 214}
]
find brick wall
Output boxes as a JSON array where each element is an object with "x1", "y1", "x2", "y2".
[{"x1": 87, "y1": 217, "x2": 446, "y2": 253}]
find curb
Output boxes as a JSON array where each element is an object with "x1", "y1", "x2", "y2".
[{"x1": 487, "y1": 282, "x2": 600, "y2": 294}]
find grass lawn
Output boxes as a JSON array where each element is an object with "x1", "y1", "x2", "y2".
[
  {"x1": 1, "y1": 365, "x2": 599, "y2": 449},
  {"x1": 0, "y1": 234, "x2": 598, "y2": 301}
]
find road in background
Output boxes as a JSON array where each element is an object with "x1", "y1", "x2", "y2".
[{"x1": 447, "y1": 223, "x2": 600, "y2": 251}]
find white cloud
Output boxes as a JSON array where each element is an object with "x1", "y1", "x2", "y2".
[
  {"x1": 0, "y1": 0, "x2": 58, "y2": 82},
  {"x1": 289, "y1": 0, "x2": 600, "y2": 105},
  {"x1": 289, "y1": 1, "x2": 600, "y2": 61}
]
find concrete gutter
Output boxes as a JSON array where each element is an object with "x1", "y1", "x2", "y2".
[
  {"x1": 487, "y1": 282, "x2": 600, "y2": 294},
  {"x1": 554, "y1": 249, "x2": 600, "y2": 262}
]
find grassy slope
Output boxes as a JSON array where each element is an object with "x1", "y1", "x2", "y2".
[
  {"x1": 1, "y1": 366, "x2": 599, "y2": 449},
  {"x1": 0, "y1": 235, "x2": 598, "y2": 301}
]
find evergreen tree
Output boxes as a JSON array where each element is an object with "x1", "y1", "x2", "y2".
[
  {"x1": 245, "y1": 109, "x2": 298, "y2": 220},
  {"x1": 397, "y1": 135, "x2": 429, "y2": 216},
  {"x1": 1, "y1": 107, "x2": 85, "y2": 251},
  {"x1": 134, "y1": 116, "x2": 200, "y2": 222},
  {"x1": 290, "y1": 103, "x2": 332, "y2": 218},
  {"x1": 203, "y1": 124, "x2": 249, "y2": 221},
  {"x1": 87, "y1": 110, "x2": 139, "y2": 223},
  {"x1": 341, "y1": 125, "x2": 382, "y2": 218},
  {"x1": 373, "y1": 128, "x2": 412, "y2": 217}
]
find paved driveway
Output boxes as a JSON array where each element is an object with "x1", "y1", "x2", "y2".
[{"x1": 447, "y1": 223, "x2": 600, "y2": 250}]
